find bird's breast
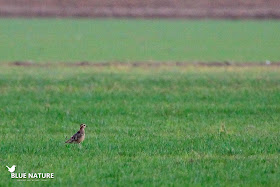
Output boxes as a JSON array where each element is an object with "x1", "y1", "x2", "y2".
[{"x1": 77, "y1": 134, "x2": 85, "y2": 143}]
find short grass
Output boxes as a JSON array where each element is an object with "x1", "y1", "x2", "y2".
[
  {"x1": 0, "y1": 65, "x2": 279, "y2": 186},
  {"x1": 1, "y1": 19, "x2": 280, "y2": 63}
]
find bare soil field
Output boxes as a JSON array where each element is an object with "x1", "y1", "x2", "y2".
[{"x1": 0, "y1": 0, "x2": 280, "y2": 18}]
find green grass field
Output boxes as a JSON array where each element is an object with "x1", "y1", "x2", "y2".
[
  {"x1": 0, "y1": 65, "x2": 279, "y2": 186},
  {"x1": 1, "y1": 19, "x2": 280, "y2": 63},
  {"x1": 1, "y1": 18, "x2": 280, "y2": 186}
]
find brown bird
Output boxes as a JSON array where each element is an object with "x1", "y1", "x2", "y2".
[{"x1": 65, "y1": 124, "x2": 86, "y2": 144}]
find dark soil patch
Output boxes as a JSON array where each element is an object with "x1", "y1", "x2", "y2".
[{"x1": 7, "y1": 61, "x2": 280, "y2": 68}]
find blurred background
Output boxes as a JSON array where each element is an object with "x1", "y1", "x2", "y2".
[{"x1": 1, "y1": 0, "x2": 280, "y2": 63}]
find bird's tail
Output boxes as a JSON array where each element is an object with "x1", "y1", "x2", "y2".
[
  {"x1": 65, "y1": 139, "x2": 72, "y2": 143},
  {"x1": 6, "y1": 166, "x2": 10, "y2": 169}
]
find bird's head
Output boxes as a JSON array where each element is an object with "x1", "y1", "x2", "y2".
[
  {"x1": 80, "y1": 124, "x2": 86, "y2": 129},
  {"x1": 12, "y1": 165, "x2": 16, "y2": 168}
]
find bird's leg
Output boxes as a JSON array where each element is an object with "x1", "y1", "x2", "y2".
[{"x1": 78, "y1": 143, "x2": 82, "y2": 149}]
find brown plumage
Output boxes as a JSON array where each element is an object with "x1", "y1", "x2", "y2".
[{"x1": 65, "y1": 124, "x2": 86, "y2": 144}]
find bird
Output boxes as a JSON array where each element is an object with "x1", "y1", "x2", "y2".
[
  {"x1": 65, "y1": 124, "x2": 86, "y2": 144},
  {"x1": 6, "y1": 165, "x2": 16, "y2": 173}
]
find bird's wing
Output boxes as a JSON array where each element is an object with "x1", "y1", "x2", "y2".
[{"x1": 71, "y1": 130, "x2": 83, "y2": 141}]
